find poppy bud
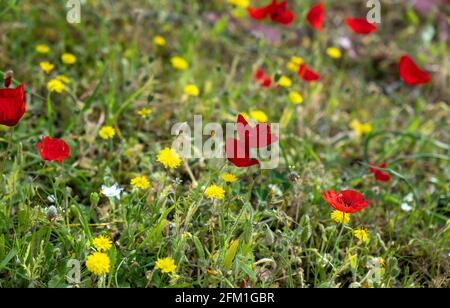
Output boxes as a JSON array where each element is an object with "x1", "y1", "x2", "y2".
[
  {"x1": 3, "y1": 70, "x2": 13, "y2": 88},
  {"x1": 288, "y1": 171, "x2": 300, "y2": 182}
]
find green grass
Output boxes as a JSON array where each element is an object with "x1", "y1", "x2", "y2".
[{"x1": 0, "y1": 0, "x2": 449, "y2": 288}]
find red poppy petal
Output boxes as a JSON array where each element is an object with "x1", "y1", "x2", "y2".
[
  {"x1": 261, "y1": 76, "x2": 272, "y2": 87},
  {"x1": 322, "y1": 190, "x2": 339, "y2": 207},
  {"x1": 345, "y1": 17, "x2": 377, "y2": 34},
  {"x1": 398, "y1": 55, "x2": 431, "y2": 85},
  {"x1": 237, "y1": 114, "x2": 250, "y2": 143},
  {"x1": 255, "y1": 68, "x2": 265, "y2": 81},
  {"x1": 298, "y1": 64, "x2": 320, "y2": 82},
  {"x1": 341, "y1": 190, "x2": 364, "y2": 203},
  {"x1": 225, "y1": 138, "x2": 259, "y2": 168},
  {"x1": 270, "y1": 2, "x2": 295, "y2": 26},
  {"x1": 0, "y1": 84, "x2": 26, "y2": 127},
  {"x1": 306, "y1": 2, "x2": 324, "y2": 31},
  {"x1": 375, "y1": 171, "x2": 391, "y2": 182},
  {"x1": 271, "y1": 10, "x2": 294, "y2": 25},
  {"x1": 247, "y1": 0, "x2": 277, "y2": 20},
  {"x1": 253, "y1": 124, "x2": 278, "y2": 148}
]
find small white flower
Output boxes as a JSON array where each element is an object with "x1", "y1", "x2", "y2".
[
  {"x1": 403, "y1": 193, "x2": 414, "y2": 203},
  {"x1": 101, "y1": 184, "x2": 123, "y2": 199},
  {"x1": 401, "y1": 203, "x2": 413, "y2": 212},
  {"x1": 268, "y1": 184, "x2": 283, "y2": 197},
  {"x1": 47, "y1": 194, "x2": 56, "y2": 203}
]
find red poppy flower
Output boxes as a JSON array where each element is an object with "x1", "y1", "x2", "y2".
[
  {"x1": 261, "y1": 76, "x2": 272, "y2": 87},
  {"x1": 297, "y1": 64, "x2": 320, "y2": 82},
  {"x1": 0, "y1": 83, "x2": 26, "y2": 127},
  {"x1": 398, "y1": 55, "x2": 431, "y2": 86},
  {"x1": 225, "y1": 114, "x2": 278, "y2": 168},
  {"x1": 254, "y1": 68, "x2": 272, "y2": 88},
  {"x1": 255, "y1": 68, "x2": 265, "y2": 80},
  {"x1": 370, "y1": 163, "x2": 391, "y2": 182},
  {"x1": 322, "y1": 189, "x2": 369, "y2": 214},
  {"x1": 248, "y1": 0, "x2": 295, "y2": 26},
  {"x1": 237, "y1": 114, "x2": 278, "y2": 148},
  {"x1": 345, "y1": 17, "x2": 377, "y2": 35},
  {"x1": 306, "y1": 2, "x2": 324, "y2": 32},
  {"x1": 37, "y1": 136, "x2": 70, "y2": 163}
]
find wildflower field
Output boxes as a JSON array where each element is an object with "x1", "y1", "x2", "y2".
[{"x1": 0, "y1": 0, "x2": 449, "y2": 289}]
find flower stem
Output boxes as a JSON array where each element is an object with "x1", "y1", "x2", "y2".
[
  {"x1": 333, "y1": 222, "x2": 346, "y2": 254},
  {"x1": 46, "y1": 93, "x2": 53, "y2": 136},
  {"x1": 0, "y1": 127, "x2": 14, "y2": 189}
]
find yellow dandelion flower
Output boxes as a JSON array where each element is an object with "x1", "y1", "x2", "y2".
[
  {"x1": 39, "y1": 62, "x2": 54, "y2": 74},
  {"x1": 137, "y1": 107, "x2": 152, "y2": 118},
  {"x1": 287, "y1": 56, "x2": 304, "y2": 72},
  {"x1": 92, "y1": 235, "x2": 113, "y2": 252},
  {"x1": 155, "y1": 257, "x2": 177, "y2": 274},
  {"x1": 56, "y1": 75, "x2": 71, "y2": 84},
  {"x1": 98, "y1": 126, "x2": 116, "y2": 140},
  {"x1": 288, "y1": 91, "x2": 303, "y2": 104},
  {"x1": 227, "y1": 0, "x2": 249, "y2": 8},
  {"x1": 184, "y1": 84, "x2": 200, "y2": 96},
  {"x1": 35, "y1": 44, "x2": 50, "y2": 54},
  {"x1": 61, "y1": 53, "x2": 77, "y2": 65},
  {"x1": 350, "y1": 120, "x2": 372, "y2": 136},
  {"x1": 153, "y1": 35, "x2": 166, "y2": 46},
  {"x1": 130, "y1": 176, "x2": 150, "y2": 190},
  {"x1": 353, "y1": 227, "x2": 369, "y2": 244},
  {"x1": 47, "y1": 79, "x2": 65, "y2": 93},
  {"x1": 250, "y1": 110, "x2": 268, "y2": 123},
  {"x1": 331, "y1": 210, "x2": 350, "y2": 224},
  {"x1": 278, "y1": 75, "x2": 292, "y2": 88},
  {"x1": 157, "y1": 147, "x2": 182, "y2": 169},
  {"x1": 326, "y1": 47, "x2": 342, "y2": 59},
  {"x1": 221, "y1": 173, "x2": 237, "y2": 183},
  {"x1": 85, "y1": 252, "x2": 111, "y2": 276},
  {"x1": 204, "y1": 185, "x2": 225, "y2": 200},
  {"x1": 171, "y1": 56, "x2": 189, "y2": 70}
]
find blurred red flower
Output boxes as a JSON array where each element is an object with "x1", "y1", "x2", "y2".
[
  {"x1": 322, "y1": 189, "x2": 369, "y2": 213},
  {"x1": 248, "y1": 0, "x2": 295, "y2": 26},
  {"x1": 306, "y1": 2, "x2": 324, "y2": 32},
  {"x1": 370, "y1": 163, "x2": 391, "y2": 182},
  {"x1": 254, "y1": 68, "x2": 272, "y2": 88},
  {"x1": 345, "y1": 17, "x2": 377, "y2": 34},
  {"x1": 0, "y1": 83, "x2": 26, "y2": 127},
  {"x1": 297, "y1": 64, "x2": 320, "y2": 82},
  {"x1": 37, "y1": 136, "x2": 70, "y2": 163},
  {"x1": 398, "y1": 55, "x2": 431, "y2": 85}
]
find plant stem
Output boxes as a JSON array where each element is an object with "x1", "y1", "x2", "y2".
[{"x1": 0, "y1": 127, "x2": 14, "y2": 189}]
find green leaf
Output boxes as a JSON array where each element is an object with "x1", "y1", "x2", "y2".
[
  {"x1": 193, "y1": 236, "x2": 205, "y2": 260},
  {"x1": 0, "y1": 249, "x2": 16, "y2": 270},
  {"x1": 223, "y1": 239, "x2": 239, "y2": 271}
]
